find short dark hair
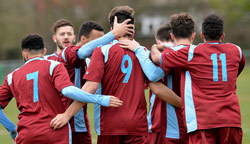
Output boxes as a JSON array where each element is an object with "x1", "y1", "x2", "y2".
[
  {"x1": 170, "y1": 13, "x2": 195, "y2": 39},
  {"x1": 108, "y1": 5, "x2": 135, "y2": 23},
  {"x1": 202, "y1": 14, "x2": 224, "y2": 41},
  {"x1": 52, "y1": 19, "x2": 74, "y2": 33},
  {"x1": 21, "y1": 34, "x2": 44, "y2": 51},
  {"x1": 156, "y1": 23, "x2": 173, "y2": 42},
  {"x1": 109, "y1": 8, "x2": 134, "y2": 37},
  {"x1": 78, "y1": 21, "x2": 104, "y2": 42}
]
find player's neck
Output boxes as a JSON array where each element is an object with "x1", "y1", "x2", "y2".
[
  {"x1": 26, "y1": 54, "x2": 44, "y2": 61},
  {"x1": 159, "y1": 41, "x2": 174, "y2": 46},
  {"x1": 204, "y1": 39, "x2": 221, "y2": 43},
  {"x1": 76, "y1": 41, "x2": 85, "y2": 46},
  {"x1": 56, "y1": 48, "x2": 62, "y2": 55},
  {"x1": 174, "y1": 38, "x2": 192, "y2": 46}
]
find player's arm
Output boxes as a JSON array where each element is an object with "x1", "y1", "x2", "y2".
[
  {"x1": 0, "y1": 78, "x2": 16, "y2": 142},
  {"x1": 50, "y1": 81, "x2": 122, "y2": 129},
  {"x1": 151, "y1": 44, "x2": 189, "y2": 69},
  {"x1": 77, "y1": 16, "x2": 134, "y2": 59},
  {"x1": 148, "y1": 82, "x2": 181, "y2": 108},
  {"x1": 238, "y1": 51, "x2": 245, "y2": 76},
  {"x1": 0, "y1": 106, "x2": 17, "y2": 141},
  {"x1": 120, "y1": 39, "x2": 165, "y2": 82},
  {"x1": 61, "y1": 86, "x2": 113, "y2": 106}
]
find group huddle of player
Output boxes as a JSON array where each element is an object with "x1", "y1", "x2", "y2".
[{"x1": 0, "y1": 5, "x2": 245, "y2": 144}]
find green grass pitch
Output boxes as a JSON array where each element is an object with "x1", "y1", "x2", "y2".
[{"x1": 0, "y1": 66, "x2": 249, "y2": 144}]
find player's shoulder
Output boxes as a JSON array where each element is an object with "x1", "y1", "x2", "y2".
[
  {"x1": 224, "y1": 42, "x2": 243, "y2": 59},
  {"x1": 44, "y1": 52, "x2": 58, "y2": 60},
  {"x1": 59, "y1": 45, "x2": 76, "y2": 62},
  {"x1": 99, "y1": 40, "x2": 119, "y2": 54},
  {"x1": 224, "y1": 42, "x2": 241, "y2": 49}
]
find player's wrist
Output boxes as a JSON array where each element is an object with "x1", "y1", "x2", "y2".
[
  {"x1": 98, "y1": 95, "x2": 111, "y2": 107},
  {"x1": 134, "y1": 46, "x2": 144, "y2": 53},
  {"x1": 9, "y1": 130, "x2": 17, "y2": 139},
  {"x1": 111, "y1": 30, "x2": 119, "y2": 38}
]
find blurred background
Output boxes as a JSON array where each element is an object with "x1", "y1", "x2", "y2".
[{"x1": 0, "y1": 0, "x2": 249, "y2": 143}]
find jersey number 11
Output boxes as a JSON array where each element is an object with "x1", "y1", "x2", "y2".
[{"x1": 211, "y1": 53, "x2": 227, "y2": 82}]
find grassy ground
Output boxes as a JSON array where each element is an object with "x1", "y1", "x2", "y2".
[{"x1": 0, "y1": 66, "x2": 249, "y2": 144}]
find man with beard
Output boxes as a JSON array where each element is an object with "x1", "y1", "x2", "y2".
[{"x1": 45, "y1": 19, "x2": 76, "y2": 60}]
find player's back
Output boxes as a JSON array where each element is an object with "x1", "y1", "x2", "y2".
[
  {"x1": 88, "y1": 40, "x2": 147, "y2": 135},
  {"x1": 161, "y1": 45, "x2": 188, "y2": 141},
  {"x1": 185, "y1": 41, "x2": 244, "y2": 132},
  {"x1": 8, "y1": 57, "x2": 71, "y2": 143}
]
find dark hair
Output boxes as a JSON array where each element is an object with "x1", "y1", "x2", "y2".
[
  {"x1": 21, "y1": 34, "x2": 44, "y2": 51},
  {"x1": 202, "y1": 14, "x2": 223, "y2": 41},
  {"x1": 156, "y1": 23, "x2": 173, "y2": 42},
  {"x1": 170, "y1": 13, "x2": 195, "y2": 39},
  {"x1": 78, "y1": 21, "x2": 104, "y2": 42},
  {"x1": 52, "y1": 19, "x2": 74, "y2": 33},
  {"x1": 109, "y1": 10, "x2": 134, "y2": 37},
  {"x1": 108, "y1": 5, "x2": 135, "y2": 23}
]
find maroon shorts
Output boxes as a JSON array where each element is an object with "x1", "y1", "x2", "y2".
[
  {"x1": 189, "y1": 127, "x2": 242, "y2": 144},
  {"x1": 16, "y1": 124, "x2": 70, "y2": 144},
  {"x1": 146, "y1": 132, "x2": 162, "y2": 144},
  {"x1": 163, "y1": 137, "x2": 189, "y2": 144},
  {"x1": 72, "y1": 132, "x2": 92, "y2": 144},
  {"x1": 97, "y1": 135, "x2": 146, "y2": 144}
]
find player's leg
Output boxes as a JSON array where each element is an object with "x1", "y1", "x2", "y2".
[
  {"x1": 219, "y1": 127, "x2": 242, "y2": 144},
  {"x1": 123, "y1": 135, "x2": 146, "y2": 144},
  {"x1": 72, "y1": 132, "x2": 92, "y2": 144},
  {"x1": 189, "y1": 129, "x2": 217, "y2": 144},
  {"x1": 146, "y1": 132, "x2": 162, "y2": 144},
  {"x1": 97, "y1": 135, "x2": 121, "y2": 144}
]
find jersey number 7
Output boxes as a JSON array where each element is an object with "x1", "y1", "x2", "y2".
[
  {"x1": 26, "y1": 71, "x2": 39, "y2": 102},
  {"x1": 121, "y1": 55, "x2": 132, "y2": 83}
]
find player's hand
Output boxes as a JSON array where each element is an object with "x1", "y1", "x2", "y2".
[
  {"x1": 108, "y1": 96, "x2": 123, "y2": 107},
  {"x1": 157, "y1": 44, "x2": 167, "y2": 52},
  {"x1": 119, "y1": 39, "x2": 140, "y2": 51},
  {"x1": 112, "y1": 16, "x2": 135, "y2": 38},
  {"x1": 50, "y1": 113, "x2": 70, "y2": 130},
  {"x1": 151, "y1": 44, "x2": 161, "y2": 64}
]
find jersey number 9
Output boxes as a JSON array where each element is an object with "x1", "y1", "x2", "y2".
[{"x1": 121, "y1": 55, "x2": 132, "y2": 83}]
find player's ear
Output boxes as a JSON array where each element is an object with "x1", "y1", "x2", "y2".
[
  {"x1": 191, "y1": 32, "x2": 196, "y2": 41},
  {"x1": 220, "y1": 33, "x2": 225, "y2": 41},
  {"x1": 170, "y1": 33, "x2": 175, "y2": 41},
  {"x1": 52, "y1": 35, "x2": 57, "y2": 43},
  {"x1": 200, "y1": 32, "x2": 205, "y2": 41},
  {"x1": 43, "y1": 48, "x2": 47, "y2": 55},
  {"x1": 22, "y1": 50, "x2": 28, "y2": 61},
  {"x1": 80, "y1": 35, "x2": 87, "y2": 43},
  {"x1": 130, "y1": 31, "x2": 135, "y2": 40},
  {"x1": 156, "y1": 39, "x2": 161, "y2": 45}
]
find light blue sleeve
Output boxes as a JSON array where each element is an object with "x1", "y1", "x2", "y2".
[
  {"x1": 134, "y1": 46, "x2": 165, "y2": 82},
  {"x1": 77, "y1": 31, "x2": 115, "y2": 59},
  {"x1": 61, "y1": 86, "x2": 110, "y2": 107},
  {"x1": 0, "y1": 106, "x2": 17, "y2": 139},
  {"x1": 159, "y1": 53, "x2": 163, "y2": 65}
]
